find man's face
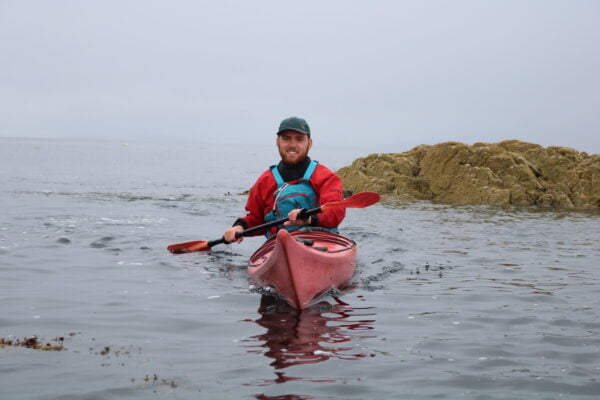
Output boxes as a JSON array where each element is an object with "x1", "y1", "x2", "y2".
[{"x1": 276, "y1": 130, "x2": 312, "y2": 165}]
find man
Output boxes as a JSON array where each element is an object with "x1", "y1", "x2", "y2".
[{"x1": 223, "y1": 117, "x2": 345, "y2": 243}]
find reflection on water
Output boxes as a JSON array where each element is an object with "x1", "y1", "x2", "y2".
[{"x1": 245, "y1": 296, "x2": 375, "y2": 394}]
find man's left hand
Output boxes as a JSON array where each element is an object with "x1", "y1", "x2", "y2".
[{"x1": 283, "y1": 209, "x2": 311, "y2": 226}]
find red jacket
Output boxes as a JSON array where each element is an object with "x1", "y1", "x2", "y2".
[{"x1": 239, "y1": 163, "x2": 345, "y2": 236}]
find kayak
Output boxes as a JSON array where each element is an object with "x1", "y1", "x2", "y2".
[{"x1": 248, "y1": 228, "x2": 357, "y2": 309}]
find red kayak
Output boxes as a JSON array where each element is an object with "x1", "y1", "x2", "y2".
[{"x1": 248, "y1": 228, "x2": 357, "y2": 309}]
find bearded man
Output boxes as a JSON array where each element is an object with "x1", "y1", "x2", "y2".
[{"x1": 223, "y1": 117, "x2": 345, "y2": 243}]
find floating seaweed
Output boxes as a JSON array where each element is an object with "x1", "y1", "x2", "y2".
[
  {"x1": 133, "y1": 374, "x2": 177, "y2": 389},
  {"x1": 0, "y1": 335, "x2": 65, "y2": 351}
]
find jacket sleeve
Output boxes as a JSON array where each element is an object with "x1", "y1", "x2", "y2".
[
  {"x1": 311, "y1": 164, "x2": 345, "y2": 228},
  {"x1": 236, "y1": 170, "x2": 277, "y2": 236}
]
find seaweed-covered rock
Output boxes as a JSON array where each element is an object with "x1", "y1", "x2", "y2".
[{"x1": 337, "y1": 140, "x2": 600, "y2": 209}]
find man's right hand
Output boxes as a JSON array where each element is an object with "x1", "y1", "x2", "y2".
[{"x1": 224, "y1": 225, "x2": 244, "y2": 244}]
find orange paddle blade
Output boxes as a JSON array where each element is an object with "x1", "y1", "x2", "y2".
[
  {"x1": 321, "y1": 191, "x2": 380, "y2": 212},
  {"x1": 167, "y1": 240, "x2": 211, "y2": 254}
]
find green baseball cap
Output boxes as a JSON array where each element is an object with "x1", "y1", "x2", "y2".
[{"x1": 276, "y1": 117, "x2": 311, "y2": 138}]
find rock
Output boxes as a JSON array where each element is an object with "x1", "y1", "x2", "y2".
[{"x1": 337, "y1": 140, "x2": 600, "y2": 209}]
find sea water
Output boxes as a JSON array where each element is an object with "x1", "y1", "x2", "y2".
[{"x1": 0, "y1": 137, "x2": 599, "y2": 399}]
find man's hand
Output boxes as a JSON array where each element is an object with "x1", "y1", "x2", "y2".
[
  {"x1": 224, "y1": 225, "x2": 244, "y2": 243},
  {"x1": 283, "y1": 209, "x2": 312, "y2": 226}
]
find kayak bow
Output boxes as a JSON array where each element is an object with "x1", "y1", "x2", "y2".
[{"x1": 248, "y1": 228, "x2": 357, "y2": 309}]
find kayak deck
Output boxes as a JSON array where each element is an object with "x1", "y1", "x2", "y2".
[{"x1": 248, "y1": 228, "x2": 357, "y2": 309}]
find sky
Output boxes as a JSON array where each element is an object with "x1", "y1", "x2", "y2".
[{"x1": 1, "y1": 0, "x2": 599, "y2": 154}]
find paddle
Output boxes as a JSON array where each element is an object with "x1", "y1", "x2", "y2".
[{"x1": 166, "y1": 191, "x2": 380, "y2": 254}]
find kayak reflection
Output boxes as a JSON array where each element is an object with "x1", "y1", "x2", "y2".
[{"x1": 248, "y1": 296, "x2": 376, "y2": 371}]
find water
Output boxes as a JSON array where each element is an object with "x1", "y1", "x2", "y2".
[{"x1": 1, "y1": 137, "x2": 599, "y2": 399}]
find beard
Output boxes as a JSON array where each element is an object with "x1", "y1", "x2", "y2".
[{"x1": 278, "y1": 144, "x2": 310, "y2": 165}]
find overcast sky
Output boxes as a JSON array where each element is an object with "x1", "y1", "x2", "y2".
[{"x1": 1, "y1": 0, "x2": 599, "y2": 153}]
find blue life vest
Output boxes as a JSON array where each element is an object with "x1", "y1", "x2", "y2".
[{"x1": 264, "y1": 160, "x2": 337, "y2": 237}]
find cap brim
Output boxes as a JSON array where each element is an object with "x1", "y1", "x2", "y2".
[{"x1": 277, "y1": 129, "x2": 310, "y2": 136}]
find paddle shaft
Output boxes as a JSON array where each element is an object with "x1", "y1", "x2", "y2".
[
  {"x1": 167, "y1": 191, "x2": 380, "y2": 253},
  {"x1": 212, "y1": 206, "x2": 321, "y2": 246}
]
